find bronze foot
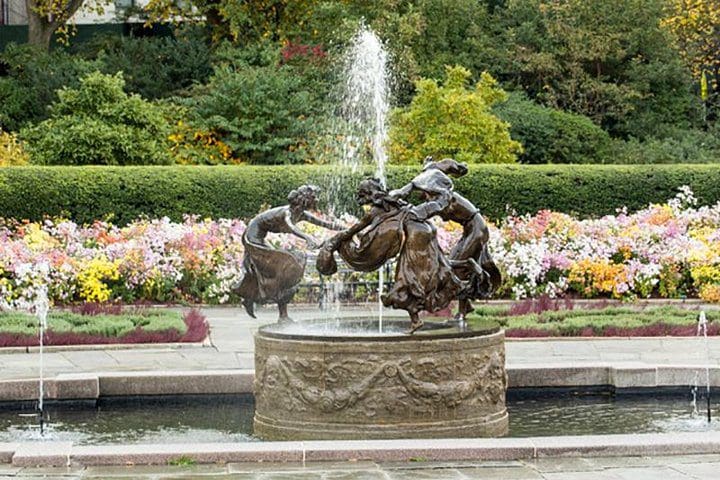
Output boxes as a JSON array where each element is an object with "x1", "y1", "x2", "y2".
[
  {"x1": 242, "y1": 299, "x2": 256, "y2": 319},
  {"x1": 407, "y1": 319, "x2": 424, "y2": 334}
]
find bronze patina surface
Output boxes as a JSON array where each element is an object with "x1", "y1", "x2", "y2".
[{"x1": 236, "y1": 185, "x2": 342, "y2": 322}]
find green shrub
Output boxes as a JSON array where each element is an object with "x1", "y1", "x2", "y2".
[
  {"x1": 389, "y1": 66, "x2": 522, "y2": 164},
  {"x1": 21, "y1": 72, "x2": 172, "y2": 165},
  {"x1": 610, "y1": 129, "x2": 720, "y2": 164},
  {"x1": 1, "y1": 164, "x2": 720, "y2": 225},
  {"x1": 0, "y1": 44, "x2": 100, "y2": 131},
  {"x1": 178, "y1": 63, "x2": 322, "y2": 164},
  {"x1": 494, "y1": 93, "x2": 612, "y2": 164},
  {"x1": 79, "y1": 31, "x2": 213, "y2": 100}
]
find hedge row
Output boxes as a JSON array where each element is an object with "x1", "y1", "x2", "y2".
[{"x1": 3, "y1": 165, "x2": 720, "y2": 225}]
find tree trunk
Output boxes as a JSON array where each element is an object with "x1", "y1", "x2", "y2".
[
  {"x1": 26, "y1": 7, "x2": 55, "y2": 51},
  {"x1": 25, "y1": 0, "x2": 85, "y2": 51}
]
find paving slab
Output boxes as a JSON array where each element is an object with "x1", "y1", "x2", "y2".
[
  {"x1": 455, "y1": 465, "x2": 543, "y2": 479},
  {"x1": 541, "y1": 471, "x2": 623, "y2": 480},
  {"x1": 668, "y1": 461, "x2": 720, "y2": 477},
  {"x1": 604, "y1": 466, "x2": 694, "y2": 480},
  {"x1": 524, "y1": 457, "x2": 598, "y2": 473},
  {"x1": 12, "y1": 442, "x2": 72, "y2": 467}
]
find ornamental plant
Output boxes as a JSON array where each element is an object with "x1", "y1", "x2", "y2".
[
  {"x1": 0, "y1": 187, "x2": 717, "y2": 308},
  {"x1": 21, "y1": 72, "x2": 173, "y2": 166},
  {"x1": 388, "y1": 66, "x2": 522, "y2": 164},
  {"x1": 0, "y1": 131, "x2": 29, "y2": 166}
]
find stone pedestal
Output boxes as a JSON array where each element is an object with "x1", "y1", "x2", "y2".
[{"x1": 254, "y1": 320, "x2": 508, "y2": 440}]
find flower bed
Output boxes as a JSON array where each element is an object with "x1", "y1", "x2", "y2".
[
  {"x1": 0, "y1": 308, "x2": 207, "y2": 347},
  {"x1": 0, "y1": 187, "x2": 717, "y2": 307}
]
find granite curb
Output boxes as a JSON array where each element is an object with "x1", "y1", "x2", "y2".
[
  {"x1": 0, "y1": 341, "x2": 209, "y2": 355},
  {"x1": 2, "y1": 365, "x2": 720, "y2": 402},
  {"x1": 3, "y1": 433, "x2": 720, "y2": 467}
]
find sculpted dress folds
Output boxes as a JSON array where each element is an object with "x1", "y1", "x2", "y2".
[
  {"x1": 390, "y1": 158, "x2": 502, "y2": 320},
  {"x1": 238, "y1": 185, "x2": 341, "y2": 321},
  {"x1": 318, "y1": 178, "x2": 461, "y2": 331}
]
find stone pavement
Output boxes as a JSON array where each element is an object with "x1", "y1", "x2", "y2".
[
  {"x1": 2, "y1": 454, "x2": 720, "y2": 479},
  {"x1": 1, "y1": 305, "x2": 720, "y2": 381}
]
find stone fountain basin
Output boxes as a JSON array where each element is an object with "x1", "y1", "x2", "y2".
[{"x1": 253, "y1": 318, "x2": 508, "y2": 441}]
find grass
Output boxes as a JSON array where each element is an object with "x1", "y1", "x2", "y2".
[
  {"x1": 0, "y1": 307, "x2": 208, "y2": 347},
  {"x1": 468, "y1": 304, "x2": 720, "y2": 337}
]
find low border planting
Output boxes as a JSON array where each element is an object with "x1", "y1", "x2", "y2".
[
  {"x1": 468, "y1": 303, "x2": 720, "y2": 338},
  {"x1": 0, "y1": 308, "x2": 208, "y2": 347}
]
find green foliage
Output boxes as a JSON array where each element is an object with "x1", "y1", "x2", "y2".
[
  {"x1": 1, "y1": 164, "x2": 720, "y2": 225},
  {"x1": 389, "y1": 66, "x2": 522, "y2": 164},
  {"x1": 610, "y1": 128, "x2": 720, "y2": 164},
  {"x1": 0, "y1": 130, "x2": 29, "y2": 166},
  {"x1": 488, "y1": 0, "x2": 699, "y2": 137},
  {"x1": 494, "y1": 93, "x2": 612, "y2": 164},
  {"x1": 167, "y1": 456, "x2": 197, "y2": 466},
  {"x1": 0, "y1": 310, "x2": 186, "y2": 337},
  {"x1": 468, "y1": 305, "x2": 719, "y2": 336},
  {"x1": 0, "y1": 44, "x2": 100, "y2": 131},
  {"x1": 178, "y1": 62, "x2": 322, "y2": 164},
  {"x1": 78, "y1": 31, "x2": 214, "y2": 100},
  {"x1": 21, "y1": 72, "x2": 173, "y2": 165}
]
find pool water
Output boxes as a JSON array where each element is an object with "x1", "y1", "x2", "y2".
[{"x1": 1, "y1": 393, "x2": 718, "y2": 444}]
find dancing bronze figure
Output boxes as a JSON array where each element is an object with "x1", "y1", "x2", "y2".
[
  {"x1": 390, "y1": 157, "x2": 501, "y2": 322},
  {"x1": 318, "y1": 178, "x2": 406, "y2": 275},
  {"x1": 319, "y1": 178, "x2": 461, "y2": 333},
  {"x1": 237, "y1": 185, "x2": 342, "y2": 322}
]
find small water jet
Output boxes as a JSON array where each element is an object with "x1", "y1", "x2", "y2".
[
  {"x1": 698, "y1": 310, "x2": 711, "y2": 422},
  {"x1": 35, "y1": 287, "x2": 50, "y2": 435}
]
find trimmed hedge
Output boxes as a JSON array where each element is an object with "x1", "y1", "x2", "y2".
[{"x1": 3, "y1": 164, "x2": 720, "y2": 224}]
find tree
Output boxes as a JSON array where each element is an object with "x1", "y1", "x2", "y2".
[
  {"x1": 25, "y1": 0, "x2": 107, "y2": 50},
  {"x1": 177, "y1": 63, "x2": 320, "y2": 164},
  {"x1": 142, "y1": 0, "x2": 319, "y2": 44},
  {"x1": 662, "y1": 0, "x2": 720, "y2": 115},
  {"x1": 488, "y1": 0, "x2": 698, "y2": 137},
  {"x1": 388, "y1": 66, "x2": 522, "y2": 164}
]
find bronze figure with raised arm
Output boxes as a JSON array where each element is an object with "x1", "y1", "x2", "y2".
[
  {"x1": 390, "y1": 157, "x2": 502, "y2": 323},
  {"x1": 319, "y1": 177, "x2": 462, "y2": 333},
  {"x1": 237, "y1": 185, "x2": 343, "y2": 322}
]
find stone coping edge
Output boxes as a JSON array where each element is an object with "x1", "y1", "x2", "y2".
[
  {"x1": 0, "y1": 340, "x2": 209, "y2": 355},
  {"x1": 2, "y1": 365, "x2": 720, "y2": 402},
  {"x1": 4, "y1": 432, "x2": 720, "y2": 466}
]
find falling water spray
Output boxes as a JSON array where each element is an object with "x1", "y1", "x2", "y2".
[
  {"x1": 698, "y1": 311, "x2": 711, "y2": 422},
  {"x1": 35, "y1": 287, "x2": 49, "y2": 434},
  {"x1": 324, "y1": 25, "x2": 391, "y2": 330}
]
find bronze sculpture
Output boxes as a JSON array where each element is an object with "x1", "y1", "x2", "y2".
[
  {"x1": 390, "y1": 157, "x2": 501, "y2": 322},
  {"x1": 319, "y1": 178, "x2": 461, "y2": 333},
  {"x1": 237, "y1": 185, "x2": 342, "y2": 322},
  {"x1": 317, "y1": 178, "x2": 405, "y2": 275}
]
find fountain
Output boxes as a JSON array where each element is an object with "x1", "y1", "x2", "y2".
[
  {"x1": 35, "y1": 286, "x2": 50, "y2": 435},
  {"x1": 250, "y1": 27, "x2": 507, "y2": 441},
  {"x1": 699, "y1": 311, "x2": 712, "y2": 422}
]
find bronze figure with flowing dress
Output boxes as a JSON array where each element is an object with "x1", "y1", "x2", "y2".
[
  {"x1": 390, "y1": 158, "x2": 502, "y2": 322},
  {"x1": 319, "y1": 178, "x2": 462, "y2": 332},
  {"x1": 237, "y1": 185, "x2": 342, "y2": 322}
]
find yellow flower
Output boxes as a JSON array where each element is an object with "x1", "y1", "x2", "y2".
[
  {"x1": 77, "y1": 257, "x2": 121, "y2": 302},
  {"x1": 24, "y1": 223, "x2": 58, "y2": 252}
]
